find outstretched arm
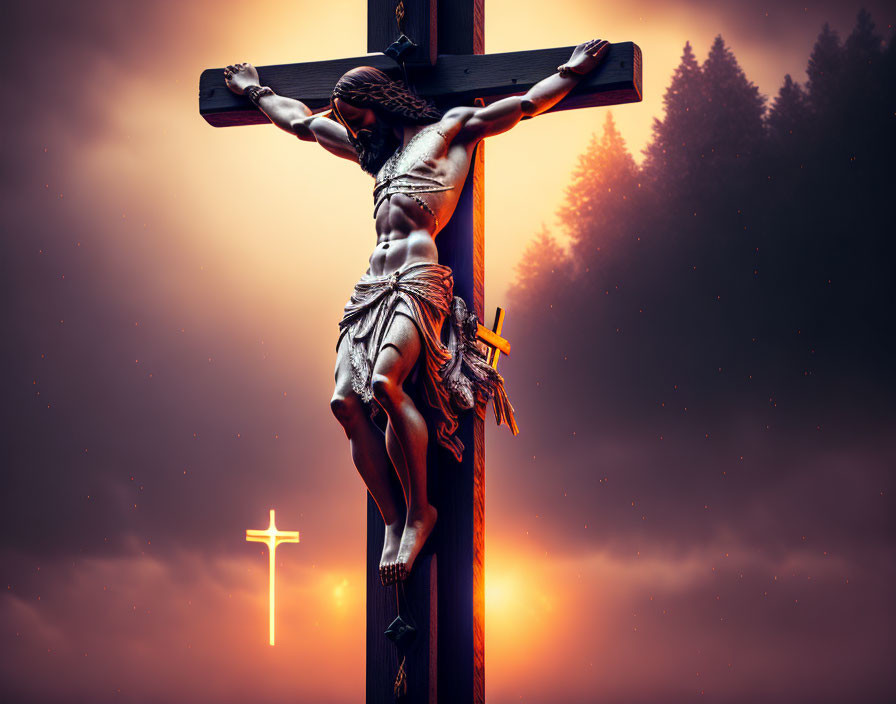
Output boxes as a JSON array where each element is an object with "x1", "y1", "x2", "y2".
[
  {"x1": 223, "y1": 63, "x2": 358, "y2": 163},
  {"x1": 448, "y1": 39, "x2": 611, "y2": 144}
]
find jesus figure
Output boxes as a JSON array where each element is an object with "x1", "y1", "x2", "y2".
[{"x1": 223, "y1": 39, "x2": 610, "y2": 585}]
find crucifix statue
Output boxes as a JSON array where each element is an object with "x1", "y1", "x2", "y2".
[{"x1": 200, "y1": 2, "x2": 640, "y2": 700}]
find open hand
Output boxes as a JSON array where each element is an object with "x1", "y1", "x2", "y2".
[
  {"x1": 224, "y1": 62, "x2": 260, "y2": 95},
  {"x1": 558, "y1": 39, "x2": 610, "y2": 77}
]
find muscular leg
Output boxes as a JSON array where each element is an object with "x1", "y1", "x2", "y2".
[
  {"x1": 371, "y1": 304, "x2": 438, "y2": 582},
  {"x1": 330, "y1": 334, "x2": 405, "y2": 584}
]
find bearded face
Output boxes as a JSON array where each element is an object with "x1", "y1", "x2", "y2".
[
  {"x1": 346, "y1": 116, "x2": 401, "y2": 175},
  {"x1": 331, "y1": 67, "x2": 441, "y2": 176}
]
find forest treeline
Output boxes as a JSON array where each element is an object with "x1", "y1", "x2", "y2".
[{"x1": 507, "y1": 9, "x2": 896, "y2": 436}]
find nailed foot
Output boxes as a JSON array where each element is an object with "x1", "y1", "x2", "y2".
[
  {"x1": 379, "y1": 521, "x2": 403, "y2": 586},
  {"x1": 394, "y1": 504, "x2": 438, "y2": 582}
]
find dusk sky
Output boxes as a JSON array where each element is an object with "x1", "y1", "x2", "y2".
[{"x1": 2, "y1": 1, "x2": 894, "y2": 703}]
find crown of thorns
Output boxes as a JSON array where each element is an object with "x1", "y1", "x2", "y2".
[{"x1": 331, "y1": 67, "x2": 442, "y2": 124}]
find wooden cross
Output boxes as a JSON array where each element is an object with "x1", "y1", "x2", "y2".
[
  {"x1": 201, "y1": 2, "x2": 640, "y2": 700},
  {"x1": 245, "y1": 509, "x2": 300, "y2": 646},
  {"x1": 477, "y1": 306, "x2": 509, "y2": 369}
]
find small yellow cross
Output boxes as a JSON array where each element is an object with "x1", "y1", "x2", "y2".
[
  {"x1": 246, "y1": 509, "x2": 300, "y2": 645},
  {"x1": 476, "y1": 306, "x2": 510, "y2": 370}
]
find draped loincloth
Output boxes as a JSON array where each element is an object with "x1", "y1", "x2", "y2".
[{"x1": 337, "y1": 261, "x2": 519, "y2": 462}]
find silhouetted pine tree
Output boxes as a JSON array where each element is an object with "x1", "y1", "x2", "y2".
[
  {"x1": 508, "y1": 224, "x2": 571, "y2": 312},
  {"x1": 806, "y1": 22, "x2": 844, "y2": 120},
  {"x1": 642, "y1": 41, "x2": 704, "y2": 195},
  {"x1": 699, "y1": 35, "x2": 766, "y2": 179},
  {"x1": 844, "y1": 8, "x2": 883, "y2": 71},
  {"x1": 762, "y1": 73, "x2": 812, "y2": 205},
  {"x1": 506, "y1": 10, "x2": 896, "y2": 439},
  {"x1": 766, "y1": 74, "x2": 810, "y2": 145},
  {"x1": 558, "y1": 111, "x2": 640, "y2": 273},
  {"x1": 842, "y1": 8, "x2": 888, "y2": 173}
]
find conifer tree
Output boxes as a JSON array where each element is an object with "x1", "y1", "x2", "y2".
[
  {"x1": 842, "y1": 10, "x2": 884, "y2": 129},
  {"x1": 844, "y1": 8, "x2": 883, "y2": 66},
  {"x1": 806, "y1": 22, "x2": 843, "y2": 117},
  {"x1": 642, "y1": 41, "x2": 704, "y2": 191},
  {"x1": 700, "y1": 35, "x2": 766, "y2": 167},
  {"x1": 843, "y1": 9, "x2": 888, "y2": 170},
  {"x1": 557, "y1": 111, "x2": 639, "y2": 271},
  {"x1": 767, "y1": 74, "x2": 810, "y2": 143},
  {"x1": 506, "y1": 8, "x2": 896, "y2": 454},
  {"x1": 508, "y1": 224, "x2": 571, "y2": 311}
]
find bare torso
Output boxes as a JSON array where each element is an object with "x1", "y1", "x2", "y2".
[
  {"x1": 224, "y1": 40, "x2": 610, "y2": 282},
  {"x1": 367, "y1": 120, "x2": 474, "y2": 276}
]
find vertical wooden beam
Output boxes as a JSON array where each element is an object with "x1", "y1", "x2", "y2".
[
  {"x1": 367, "y1": 140, "x2": 484, "y2": 704},
  {"x1": 366, "y1": 3, "x2": 441, "y2": 701},
  {"x1": 431, "y1": 144, "x2": 485, "y2": 704},
  {"x1": 367, "y1": 0, "x2": 438, "y2": 66},
  {"x1": 436, "y1": 0, "x2": 483, "y2": 54},
  {"x1": 366, "y1": 515, "x2": 437, "y2": 703},
  {"x1": 432, "y1": 5, "x2": 485, "y2": 703},
  {"x1": 366, "y1": 3, "x2": 484, "y2": 702}
]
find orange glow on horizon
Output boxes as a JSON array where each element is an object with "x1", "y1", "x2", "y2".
[
  {"x1": 483, "y1": 550, "x2": 566, "y2": 672},
  {"x1": 246, "y1": 509, "x2": 300, "y2": 646}
]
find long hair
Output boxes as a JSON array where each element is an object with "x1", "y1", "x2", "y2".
[{"x1": 331, "y1": 66, "x2": 442, "y2": 124}]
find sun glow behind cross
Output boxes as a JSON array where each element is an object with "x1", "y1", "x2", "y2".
[
  {"x1": 484, "y1": 553, "x2": 562, "y2": 668},
  {"x1": 246, "y1": 509, "x2": 300, "y2": 645}
]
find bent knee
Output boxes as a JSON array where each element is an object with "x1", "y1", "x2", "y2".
[
  {"x1": 330, "y1": 392, "x2": 363, "y2": 425},
  {"x1": 370, "y1": 373, "x2": 402, "y2": 407}
]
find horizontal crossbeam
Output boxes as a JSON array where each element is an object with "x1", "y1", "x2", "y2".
[
  {"x1": 476, "y1": 324, "x2": 510, "y2": 356},
  {"x1": 199, "y1": 42, "x2": 641, "y2": 127}
]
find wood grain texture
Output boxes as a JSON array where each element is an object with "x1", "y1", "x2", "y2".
[
  {"x1": 198, "y1": 42, "x2": 641, "y2": 127},
  {"x1": 469, "y1": 143, "x2": 485, "y2": 704},
  {"x1": 366, "y1": 499, "x2": 437, "y2": 703},
  {"x1": 437, "y1": 0, "x2": 483, "y2": 55},
  {"x1": 427, "y1": 143, "x2": 485, "y2": 704},
  {"x1": 367, "y1": 0, "x2": 438, "y2": 66},
  {"x1": 362, "y1": 153, "x2": 487, "y2": 704},
  {"x1": 367, "y1": 4, "x2": 488, "y2": 701}
]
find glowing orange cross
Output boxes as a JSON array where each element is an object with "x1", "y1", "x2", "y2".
[{"x1": 246, "y1": 509, "x2": 300, "y2": 646}]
